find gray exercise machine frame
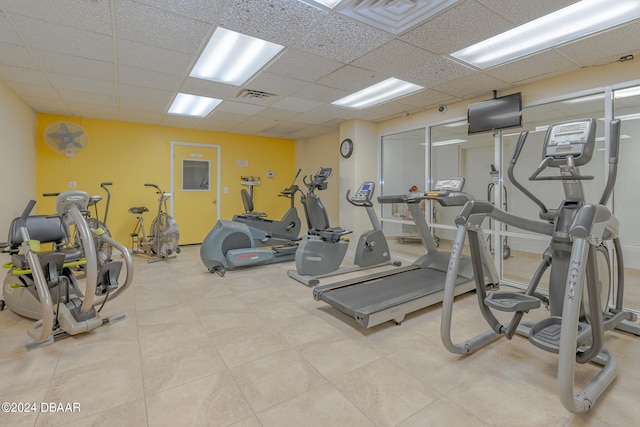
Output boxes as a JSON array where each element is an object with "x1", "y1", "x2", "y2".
[
  {"x1": 440, "y1": 118, "x2": 639, "y2": 414},
  {"x1": 313, "y1": 178, "x2": 499, "y2": 328}
]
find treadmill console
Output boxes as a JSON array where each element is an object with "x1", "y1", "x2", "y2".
[
  {"x1": 350, "y1": 181, "x2": 375, "y2": 203},
  {"x1": 544, "y1": 118, "x2": 596, "y2": 167},
  {"x1": 426, "y1": 177, "x2": 469, "y2": 207}
]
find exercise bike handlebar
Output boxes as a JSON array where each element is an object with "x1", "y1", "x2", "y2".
[{"x1": 345, "y1": 189, "x2": 373, "y2": 207}]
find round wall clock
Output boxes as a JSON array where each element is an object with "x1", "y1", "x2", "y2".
[{"x1": 340, "y1": 138, "x2": 354, "y2": 158}]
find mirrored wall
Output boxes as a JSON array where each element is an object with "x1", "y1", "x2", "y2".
[{"x1": 380, "y1": 83, "x2": 640, "y2": 299}]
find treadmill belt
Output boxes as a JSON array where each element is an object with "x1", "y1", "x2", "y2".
[{"x1": 318, "y1": 268, "x2": 449, "y2": 318}]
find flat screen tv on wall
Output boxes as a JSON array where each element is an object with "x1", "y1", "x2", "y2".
[{"x1": 467, "y1": 92, "x2": 522, "y2": 135}]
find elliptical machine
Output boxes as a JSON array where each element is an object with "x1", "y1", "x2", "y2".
[
  {"x1": 1, "y1": 191, "x2": 134, "y2": 349},
  {"x1": 200, "y1": 172, "x2": 302, "y2": 275},
  {"x1": 232, "y1": 169, "x2": 302, "y2": 246},
  {"x1": 440, "y1": 118, "x2": 639, "y2": 413},
  {"x1": 288, "y1": 169, "x2": 399, "y2": 286}
]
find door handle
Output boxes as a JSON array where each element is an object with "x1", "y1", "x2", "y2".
[{"x1": 212, "y1": 199, "x2": 217, "y2": 204}]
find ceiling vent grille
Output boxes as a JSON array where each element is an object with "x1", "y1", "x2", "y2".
[
  {"x1": 237, "y1": 89, "x2": 277, "y2": 99},
  {"x1": 337, "y1": 0, "x2": 461, "y2": 35}
]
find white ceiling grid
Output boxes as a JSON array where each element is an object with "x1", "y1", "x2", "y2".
[{"x1": 0, "y1": 0, "x2": 638, "y2": 138}]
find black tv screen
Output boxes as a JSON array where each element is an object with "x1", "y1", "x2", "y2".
[{"x1": 468, "y1": 92, "x2": 522, "y2": 135}]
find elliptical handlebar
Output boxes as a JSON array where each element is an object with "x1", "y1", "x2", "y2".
[
  {"x1": 599, "y1": 119, "x2": 621, "y2": 205},
  {"x1": 508, "y1": 130, "x2": 549, "y2": 216}
]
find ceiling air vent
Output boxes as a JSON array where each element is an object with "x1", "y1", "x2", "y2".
[{"x1": 237, "y1": 89, "x2": 277, "y2": 99}]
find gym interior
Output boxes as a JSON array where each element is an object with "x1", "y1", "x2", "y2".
[{"x1": 1, "y1": 1, "x2": 640, "y2": 425}]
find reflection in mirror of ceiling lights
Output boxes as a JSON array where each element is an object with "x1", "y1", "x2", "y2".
[
  {"x1": 430, "y1": 138, "x2": 467, "y2": 147},
  {"x1": 562, "y1": 94, "x2": 605, "y2": 104},
  {"x1": 615, "y1": 86, "x2": 640, "y2": 99}
]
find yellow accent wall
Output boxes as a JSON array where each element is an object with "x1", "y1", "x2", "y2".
[{"x1": 36, "y1": 114, "x2": 296, "y2": 246}]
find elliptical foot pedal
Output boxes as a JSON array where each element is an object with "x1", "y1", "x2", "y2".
[
  {"x1": 485, "y1": 292, "x2": 540, "y2": 312},
  {"x1": 529, "y1": 316, "x2": 591, "y2": 353}
]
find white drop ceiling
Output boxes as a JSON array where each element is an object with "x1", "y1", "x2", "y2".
[{"x1": 1, "y1": 0, "x2": 639, "y2": 139}]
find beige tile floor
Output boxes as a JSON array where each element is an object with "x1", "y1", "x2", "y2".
[{"x1": 1, "y1": 244, "x2": 640, "y2": 426}]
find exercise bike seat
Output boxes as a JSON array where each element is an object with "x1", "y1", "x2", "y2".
[
  {"x1": 240, "y1": 189, "x2": 267, "y2": 218},
  {"x1": 6, "y1": 215, "x2": 83, "y2": 269},
  {"x1": 128, "y1": 206, "x2": 149, "y2": 215}
]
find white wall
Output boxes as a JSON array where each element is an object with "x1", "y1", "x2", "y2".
[
  {"x1": 0, "y1": 81, "x2": 36, "y2": 241},
  {"x1": 294, "y1": 130, "x2": 340, "y2": 233}
]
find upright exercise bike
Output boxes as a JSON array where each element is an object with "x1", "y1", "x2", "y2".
[
  {"x1": 232, "y1": 169, "x2": 302, "y2": 246},
  {"x1": 288, "y1": 169, "x2": 399, "y2": 286},
  {"x1": 129, "y1": 183, "x2": 180, "y2": 262},
  {"x1": 440, "y1": 118, "x2": 640, "y2": 413}
]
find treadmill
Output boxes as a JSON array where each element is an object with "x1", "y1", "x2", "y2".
[{"x1": 313, "y1": 178, "x2": 499, "y2": 328}]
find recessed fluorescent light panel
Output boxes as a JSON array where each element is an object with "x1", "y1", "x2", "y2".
[
  {"x1": 452, "y1": 0, "x2": 640, "y2": 69},
  {"x1": 168, "y1": 93, "x2": 222, "y2": 117},
  {"x1": 190, "y1": 28, "x2": 284, "y2": 86},
  {"x1": 332, "y1": 78, "x2": 424, "y2": 109}
]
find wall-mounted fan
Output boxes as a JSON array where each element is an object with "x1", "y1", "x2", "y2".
[{"x1": 44, "y1": 121, "x2": 88, "y2": 157}]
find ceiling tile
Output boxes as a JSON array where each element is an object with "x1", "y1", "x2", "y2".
[
  {"x1": 179, "y1": 77, "x2": 238, "y2": 100},
  {"x1": 271, "y1": 97, "x2": 323, "y2": 112},
  {"x1": 220, "y1": 0, "x2": 326, "y2": 46},
  {"x1": 245, "y1": 72, "x2": 309, "y2": 98},
  {"x1": 400, "y1": 57, "x2": 474, "y2": 88},
  {"x1": 117, "y1": 39, "x2": 193, "y2": 76},
  {"x1": 132, "y1": 0, "x2": 224, "y2": 23},
  {"x1": 556, "y1": 21, "x2": 640, "y2": 67},
  {"x1": 1, "y1": 0, "x2": 636, "y2": 140},
  {"x1": 117, "y1": 83, "x2": 173, "y2": 103},
  {"x1": 316, "y1": 65, "x2": 385, "y2": 92},
  {"x1": 33, "y1": 48, "x2": 114, "y2": 81},
  {"x1": 11, "y1": 14, "x2": 113, "y2": 62},
  {"x1": 488, "y1": 50, "x2": 580, "y2": 85},
  {"x1": 49, "y1": 73, "x2": 115, "y2": 96},
  {"x1": 115, "y1": 0, "x2": 211, "y2": 53},
  {"x1": 20, "y1": 95, "x2": 71, "y2": 115},
  {"x1": 0, "y1": 65, "x2": 48, "y2": 87},
  {"x1": 394, "y1": 88, "x2": 458, "y2": 109},
  {"x1": 118, "y1": 96, "x2": 169, "y2": 113},
  {"x1": 117, "y1": 65, "x2": 183, "y2": 92},
  {"x1": 293, "y1": 84, "x2": 350, "y2": 104},
  {"x1": 1, "y1": 0, "x2": 112, "y2": 34},
  {"x1": 216, "y1": 101, "x2": 266, "y2": 115},
  {"x1": 431, "y1": 73, "x2": 512, "y2": 99},
  {"x1": 267, "y1": 48, "x2": 343, "y2": 83},
  {"x1": 60, "y1": 89, "x2": 115, "y2": 107},
  {"x1": 161, "y1": 114, "x2": 202, "y2": 128},
  {"x1": 352, "y1": 40, "x2": 438, "y2": 76},
  {"x1": 401, "y1": 0, "x2": 513, "y2": 54},
  {"x1": 296, "y1": 13, "x2": 392, "y2": 63},
  {"x1": 0, "y1": 43, "x2": 39, "y2": 69},
  {"x1": 0, "y1": 13, "x2": 22, "y2": 44},
  {"x1": 4, "y1": 81, "x2": 58, "y2": 99},
  {"x1": 477, "y1": 0, "x2": 577, "y2": 25}
]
